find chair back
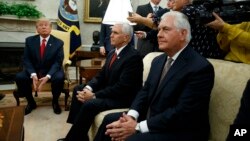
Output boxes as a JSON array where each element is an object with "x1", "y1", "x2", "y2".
[{"x1": 50, "y1": 29, "x2": 70, "y2": 66}]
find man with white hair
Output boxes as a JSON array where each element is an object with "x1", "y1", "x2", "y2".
[
  {"x1": 57, "y1": 22, "x2": 143, "y2": 141},
  {"x1": 94, "y1": 11, "x2": 215, "y2": 141}
]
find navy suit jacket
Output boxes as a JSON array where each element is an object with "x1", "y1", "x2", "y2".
[
  {"x1": 135, "y1": 3, "x2": 163, "y2": 56},
  {"x1": 23, "y1": 34, "x2": 64, "y2": 77},
  {"x1": 99, "y1": 24, "x2": 113, "y2": 53},
  {"x1": 130, "y1": 46, "x2": 215, "y2": 140},
  {"x1": 87, "y1": 45, "x2": 143, "y2": 107}
]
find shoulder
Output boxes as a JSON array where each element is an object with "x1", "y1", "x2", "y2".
[
  {"x1": 183, "y1": 46, "x2": 213, "y2": 69},
  {"x1": 151, "y1": 53, "x2": 166, "y2": 65},
  {"x1": 26, "y1": 35, "x2": 39, "y2": 41},
  {"x1": 136, "y1": 3, "x2": 150, "y2": 12},
  {"x1": 156, "y1": 8, "x2": 169, "y2": 17},
  {"x1": 119, "y1": 46, "x2": 142, "y2": 62},
  {"x1": 50, "y1": 35, "x2": 64, "y2": 44},
  {"x1": 137, "y1": 3, "x2": 150, "y2": 9},
  {"x1": 182, "y1": 4, "x2": 198, "y2": 17},
  {"x1": 125, "y1": 46, "x2": 141, "y2": 58}
]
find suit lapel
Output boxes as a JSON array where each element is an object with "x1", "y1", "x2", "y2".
[
  {"x1": 148, "y1": 55, "x2": 167, "y2": 100},
  {"x1": 34, "y1": 36, "x2": 41, "y2": 62},
  {"x1": 43, "y1": 36, "x2": 53, "y2": 62},
  {"x1": 152, "y1": 47, "x2": 190, "y2": 103},
  {"x1": 146, "y1": 3, "x2": 154, "y2": 13},
  {"x1": 108, "y1": 45, "x2": 130, "y2": 70},
  {"x1": 157, "y1": 57, "x2": 187, "y2": 91}
]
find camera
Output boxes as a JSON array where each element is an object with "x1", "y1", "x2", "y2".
[{"x1": 193, "y1": 0, "x2": 250, "y2": 24}]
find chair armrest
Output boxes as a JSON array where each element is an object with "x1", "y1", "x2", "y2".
[{"x1": 63, "y1": 59, "x2": 72, "y2": 84}]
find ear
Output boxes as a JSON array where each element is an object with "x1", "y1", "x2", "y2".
[
  {"x1": 124, "y1": 34, "x2": 130, "y2": 42},
  {"x1": 180, "y1": 29, "x2": 187, "y2": 41}
]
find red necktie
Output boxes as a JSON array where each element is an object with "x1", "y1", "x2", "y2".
[
  {"x1": 109, "y1": 52, "x2": 117, "y2": 68},
  {"x1": 40, "y1": 38, "x2": 46, "y2": 59}
]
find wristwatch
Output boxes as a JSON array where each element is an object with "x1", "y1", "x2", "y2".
[{"x1": 135, "y1": 123, "x2": 140, "y2": 132}]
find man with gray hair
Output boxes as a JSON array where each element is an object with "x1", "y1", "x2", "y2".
[
  {"x1": 57, "y1": 22, "x2": 143, "y2": 141},
  {"x1": 94, "y1": 11, "x2": 215, "y2": 141}
]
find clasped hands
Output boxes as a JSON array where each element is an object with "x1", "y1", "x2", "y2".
[
  {"x1": 76, "y1": 88, "x2": 95, "y2": 103},
  {"x1": 32, "y1": 75, "x2": 49, "y2": 92},
  {"x1": 105, "y1": 113, "x2": 138, "y2": 141}
]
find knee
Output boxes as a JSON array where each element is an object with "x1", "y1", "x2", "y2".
[
  {"x1": 15, "y1": 72, "x2": 29, "y2": 82},
  {"x1": 52, "y1": 73, "x2": 64, "y2": 83},
  {"x1": 73, "y1": 85, "x2": 85, "y2": 95},
  {"x1": 103, "y1": 113, "x2": 122, "y2": 125}
]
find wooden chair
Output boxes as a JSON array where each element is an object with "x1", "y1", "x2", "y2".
[{"x1": 13, "y1": 29, "x2": 72, "y2": 111}]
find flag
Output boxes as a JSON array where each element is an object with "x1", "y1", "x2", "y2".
[{"x1": 57, "y1": 0, "x2": 82, "y2": 55}]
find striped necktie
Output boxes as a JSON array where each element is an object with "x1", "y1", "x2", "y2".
[{"x1": 158, "y1": 57, "x2": 173, "y2": 86}]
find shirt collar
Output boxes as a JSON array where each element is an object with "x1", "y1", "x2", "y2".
[
  {"x1": 115, "y1": 44, "x2": 127, "y2": 56},
  {"x1": 150, "y1": 2, "x2": 158, "y2": 9},
  {"x1": 40, "y1": 35, "x2": 50, "y2": 43},
  {"x1": 170, "y1": 44, "x2": 188, "y2": 63}
]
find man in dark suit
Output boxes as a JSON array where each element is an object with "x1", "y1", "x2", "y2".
[
  {"x1": 94, "y1": 11, "x2": 215, "y2": 141},
  {"x1": 227, "y1": 79, "x2": 250, "y2": 141},
  {"x1": 15, "y1": 18, "x2": 64, "y2": 115},
  {"x1": 134, "y1": 0, "x2": 162, "y2": 57},
  {"x1": 57, "y1": 23, "x2": 143, "y2": 141},
  {"x1": 99, "y1": 23, "x2": 113, "y2": 56}
]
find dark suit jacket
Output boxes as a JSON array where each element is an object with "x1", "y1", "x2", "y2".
[
  {"x1": 87, "y1": 45, "x2": 143, "y2": 107},
  {"x1": 227, "y1": 79, "x2": 250, "y2": 141},
  {"x1": 135, "y1": 3, "x2": 163, "y2": 57},
  {"x1": 134, "y1": 3, "x2": 161, "y2": 32},
  {"x1": 130, "y1": 46, "x2": 215, "y2": 140},
  {"x1": 23, "y1": 34, "x2": 64, "y2": 77},
  {"x1": 99, "y1": 24, "x2": 113, "y2": 54},
  {"x1": 234, "y1": 79, "x2": 250, "y2": 124}
]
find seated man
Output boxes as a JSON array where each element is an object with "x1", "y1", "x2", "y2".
[
  {"x1": 15, "y1": 18, "x2": 64, "y2": 115},
  {"x1": 57, "y1": 22, "x2": 143, "y2": 141},
  {"x1": 227, "y1": 79, "x2": 250, "y2": 141},
  {"x1": 94, "y1": 11, "x2": 215, "y2": 141},
  {"x1": 206, "y1": 12, "x2": 250, "y2": 64}
]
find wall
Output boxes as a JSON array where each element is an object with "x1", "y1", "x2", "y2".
[{"x1": 0, "y1": 0, "x2": 166, "y2": 45}]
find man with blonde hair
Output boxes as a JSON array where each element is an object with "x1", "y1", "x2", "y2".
[{"x1": 15, "y1": 18, "x2": 64, "y2": 115}]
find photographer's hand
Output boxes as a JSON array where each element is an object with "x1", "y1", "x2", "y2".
[{"x1": 206, "y1": 12, "x2": 225, "y2": 31}]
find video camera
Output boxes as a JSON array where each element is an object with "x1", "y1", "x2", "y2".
[{"x1": 193, "y1": 0, "x2": 250, "y2": 24}]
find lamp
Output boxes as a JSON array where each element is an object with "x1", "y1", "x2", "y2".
[{"x1": 102, "y1": 0, "x2": 135, "y2": 25}]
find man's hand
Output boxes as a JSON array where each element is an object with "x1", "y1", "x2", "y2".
[
  {"x1": 37, "y1": 76, "x2": 49, "y2": 91},
  {"x1": 206, "y1": 12, "x2": 225, "y2": 31},
  {"x1": 135, "y1": 31, "x2": 146, "y2": 39},
  {"x1": 146, "y1": 13, "x2": 154, "y2": 19},
  {"x1": 32, "y1": 75, "x2": 39, "y2": 91},
  {"x1": 76, "y1": 88, "x2": 95, "y2": 103},
  {"x1": 99, "y1": 46, "x2": 106, "y2": 56},
  {"x1": 127, "y1": 12, "x2": 144, "y2": 24},
  {"x1": 106, "y1": 113, "x2": 137, "y2": 141}
]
